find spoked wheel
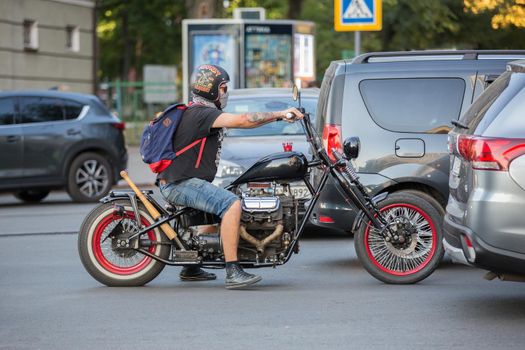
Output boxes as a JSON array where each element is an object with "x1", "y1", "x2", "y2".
[
  {"x1": 78, "y1": 200, "x2": 170, "y2": 286},
  {"x1": 354, "y1": 192, "x2": 443, "y2": 284}
]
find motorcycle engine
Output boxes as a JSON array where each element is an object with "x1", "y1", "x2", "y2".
[
  {"x1": 185, "y1": 183, "x2": 299, "y2": 264},
  {"x1": 237, "y1": 183, "x2": 298, "y2": 263}
]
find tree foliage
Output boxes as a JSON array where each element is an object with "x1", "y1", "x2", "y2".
[
  {"x1": 464, "y1": 0, "x2": 525, "y2": 29},
  {"x1": 97, "y1": 0, "x2": 186, "y2": 81},
  {"x1": 97, "y1": 0, "x2": 525, "y2": 84}
]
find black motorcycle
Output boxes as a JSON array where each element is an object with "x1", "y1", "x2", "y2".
[{"x1": 78, "y1": 86, "x2": 443, "y2": 286}]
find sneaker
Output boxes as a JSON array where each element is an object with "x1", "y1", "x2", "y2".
[
  {"x1": 225, "y1": 263, "x2": 262, "y2": 289},
  {"x1": 179, "y1": 266, "x2": 217, "y2": 281}
]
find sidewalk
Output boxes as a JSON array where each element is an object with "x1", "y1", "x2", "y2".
[{"x1": 116, "y1": 146, "x2": 157, "y2": 188}]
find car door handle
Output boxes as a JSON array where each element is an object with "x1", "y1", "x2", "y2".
[
  {"x1": 6, "y1": 135, "x2": 21, "y2": 143},
  {"x1": 67, "y1": 129, "x2": 81, "y2": 135}
]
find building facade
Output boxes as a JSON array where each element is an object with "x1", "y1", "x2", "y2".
[{"x1": 0, "y1": 0, "x2": 95, "y2": 93}]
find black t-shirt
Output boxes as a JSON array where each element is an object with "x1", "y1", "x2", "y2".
[{"x1": 158, "y1": 105, "x2": 223, "y2": 183}]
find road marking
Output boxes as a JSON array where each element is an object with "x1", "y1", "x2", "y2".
[{"x1": 0, "y1": 231, "x2": 77, "y2": 238}]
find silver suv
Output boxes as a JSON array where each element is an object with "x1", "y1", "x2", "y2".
[{"x1": 445, "y1": 60, "x2": 525, "y2": 280}]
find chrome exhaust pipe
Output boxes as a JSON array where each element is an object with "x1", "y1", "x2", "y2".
[{"x1": 240, "y1": 224, "x2": 284, "y2": 253}]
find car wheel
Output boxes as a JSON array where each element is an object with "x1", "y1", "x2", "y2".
[
  {"x1": 14, "y1": 189, "x2": 50, "y2": 203},
  {"x1": 67, "y1": 152, "x2": 113, "y2": 202}
]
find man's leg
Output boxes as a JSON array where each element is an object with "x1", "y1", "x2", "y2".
[
  {"x1": 160, "y1": 178, "x2": 261, "y2": 289},
  {"x1": 219, "y1": 200, "x2": 262, "y2": 289},
  {"x1": 220, "y1": 200, "x2": 241, "y2": 262}
]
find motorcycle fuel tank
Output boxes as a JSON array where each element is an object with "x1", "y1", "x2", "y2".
[{"x1": 231, "y1": 151, "x2": 308, "y2": 186}]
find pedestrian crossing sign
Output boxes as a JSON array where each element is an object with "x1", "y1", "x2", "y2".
[{"x1": 334, "y1": 0, "x2": 382, "y2": 31}]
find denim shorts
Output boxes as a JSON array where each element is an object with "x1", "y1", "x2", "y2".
[{"x1": 159, "y1": 178, "x2": 239, "y2": 218}]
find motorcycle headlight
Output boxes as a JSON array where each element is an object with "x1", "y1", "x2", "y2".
[{"x1": 216, "y1": 160, "x2": 244, "y2": 178}]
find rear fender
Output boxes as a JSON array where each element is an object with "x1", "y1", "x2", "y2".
[
  {"x1": 351, "y1": 192, "x2": 389, "y2": 233},
  {"x1": 99, "y1": 190, "x2": 166, "y2": 215}
]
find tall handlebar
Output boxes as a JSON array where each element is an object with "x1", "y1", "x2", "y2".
[{"x1": 298, "y1": 110, "x2": 332, "y2": 165}]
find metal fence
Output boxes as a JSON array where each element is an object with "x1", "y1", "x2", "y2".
[{"x1": 98, "y1": 80, "x2": 179, "y2": 145}]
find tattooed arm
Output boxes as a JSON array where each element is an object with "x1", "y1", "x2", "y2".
[{"x1": 212, "y1": 107, "x2": 304, "y2": 129}]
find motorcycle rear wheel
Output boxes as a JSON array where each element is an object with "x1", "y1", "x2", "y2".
[
  {"x1": 78, "y1": 200, "x2": 170, "y2": 286},
  {"x1": 354, "y1": 192, "x2": 443, "y2": 284}
]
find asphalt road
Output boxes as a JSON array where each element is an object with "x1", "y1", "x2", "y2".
[{"x1": 1, "y1": 194, "x2": 525, "y2": 349}]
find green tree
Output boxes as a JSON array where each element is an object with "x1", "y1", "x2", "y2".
[
  {"x1": 464, "y1": 0, "x2": 525, "y2": 29},
  {"x1": 97, "y1": 0, "x2": 186, "y2": 81},
  {"x1": 97, "y1": 0, "x2": 525, "y2": 86}
]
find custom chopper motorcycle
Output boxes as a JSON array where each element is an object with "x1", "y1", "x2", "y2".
[{"x1": 78, "y1": 86, "x2": 443, "y2": 286}]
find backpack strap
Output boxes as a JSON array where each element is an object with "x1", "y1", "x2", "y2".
[
  {"x1": 170, "y1": 103, "x2": 208, "y2": 169},
  {"x1": 195, "y1": 137, "x2": 207, "y2": 168},
  {"x1": 175, "y1": 138, "x2": 204, "y2": 157},
  {"x1": 174, "y1": 136, "x2": 208, "y2": 169}
]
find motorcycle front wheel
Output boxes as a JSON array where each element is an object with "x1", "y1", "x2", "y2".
[
  {"x1": 78, "y1": 200, "x2": 170, "y2": 286},
  {"x1": 354, "y1": 192, "x2": 443, "y2": 284}
]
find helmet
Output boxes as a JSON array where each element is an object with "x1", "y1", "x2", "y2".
[{"x1": 191, "y1": 64, "x2": 230, "y2": 101}]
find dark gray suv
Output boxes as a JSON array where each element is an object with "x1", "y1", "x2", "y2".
[
  {"x1": 0, "y1": 91, "x2": 127, "y2": 202},
  {"x1": 312, "y1": 50, "x2": 525, "y2": 233}
]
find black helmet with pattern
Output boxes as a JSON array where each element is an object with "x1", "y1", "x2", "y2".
[{"x1": 191, "y1": 64, "x2": 230, "y2": 101}]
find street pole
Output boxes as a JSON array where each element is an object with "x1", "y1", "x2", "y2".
[{"x1": 354, "y1": 31, "x2": 361, "y2": 56}]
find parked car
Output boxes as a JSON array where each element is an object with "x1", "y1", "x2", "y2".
[
  {"x1": 312, "y1": 50, "x2": 525, "y2": 233},
  {"x1": 0, "y1": 90, "x2": 127, "y2": 202},
  {"x1": 444, "y1": 60, "x2": 525, "y2": 280},
  {"x1": 213, "y1": 87, "x2": 318, "y2": 204}
]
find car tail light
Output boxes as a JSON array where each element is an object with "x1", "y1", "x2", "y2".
[
  {"x1": 457, "y1": 135, "x2": 525, "y2": 171},
  {"x1": 322, "y1": 124, "x2": 342, "y2": 161},
  {"x1": 112, "y1": 122, "x2": 126, "y2": 130},
  {"x1": 319, "y1": 216, "x2": 335, "y2": 223}
]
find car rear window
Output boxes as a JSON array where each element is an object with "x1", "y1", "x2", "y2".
[
  {"x1": 0, "y1": 97, "x2": 15, "y2": 125},
  {"x1": 359, "y1": 78, "x2": 466, "y2": 133},
  {"x1": 224, "y1": 97, "x2": 317, "y2": 137},
  {"x1": 63, "y1": 99, "x2": 84, "y2": 120},
  {"x1": 316, "y1": 62, "x2": 337, "y2": 128},
  {"x1": 459, "y1": 71, "x2": 524, "y2": 135}
]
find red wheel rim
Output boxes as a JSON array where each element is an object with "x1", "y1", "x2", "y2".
[
  {"x1": 364, "y1": 203, "x2": 437, "y2": 276},
  {"x1": 92, "y1": 212, "x2": 157, "y2": 275}
]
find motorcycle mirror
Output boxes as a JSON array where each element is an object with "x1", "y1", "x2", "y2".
[{"x1": 343, "y1": 136, "x2": 360, "y2": 159}]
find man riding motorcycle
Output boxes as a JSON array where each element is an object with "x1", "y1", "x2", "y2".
[{"x1": 158, "y1": 64, "x2": 304, "y2": 289}]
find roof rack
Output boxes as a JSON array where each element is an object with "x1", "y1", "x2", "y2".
[
  {"x1": 352, "y1": 50, "x2": 525, "y2": 64},
  {"x1": 508, "y1": 60, "x2": 525, "y2": 73}
]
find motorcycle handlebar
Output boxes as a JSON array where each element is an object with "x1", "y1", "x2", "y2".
[{"x1": 300, "y1": 112, "x2": 333, "y2": 165}]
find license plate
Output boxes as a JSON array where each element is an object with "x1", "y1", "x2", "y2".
[
  {"x1": 290, "y1": 185, "x2": 311, "y2": 199},
  {"x1": 451, "y1": 156, "x2": 461, "y2": 176}
]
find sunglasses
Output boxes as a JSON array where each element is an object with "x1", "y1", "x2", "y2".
[{"x1": 220, "y1": 83, "x2": 228, "y2": 93}]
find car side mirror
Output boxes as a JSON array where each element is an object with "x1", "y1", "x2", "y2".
[{"x1": 343, "y1": 137, "x2": 360, "y2": 159}]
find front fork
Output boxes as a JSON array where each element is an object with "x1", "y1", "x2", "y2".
[
  {"x1": 329, "y1": 158, "x2": 390, "y2": 236},
  {"x1": 330, "y1": 159, "x2": 387, "y2": 232}
]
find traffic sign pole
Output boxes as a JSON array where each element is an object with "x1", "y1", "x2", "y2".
[{"x1": 355, "y1": 31, "x2": 361, "y2": 56}]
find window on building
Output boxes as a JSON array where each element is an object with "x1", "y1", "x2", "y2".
[
  {"x1": 0, "y1": 98, "x2": 16, "y2": 125},
  {"x1": 66, "y1": 26, "x2": 80, "y2": 52},
  {"x1": 20, "y1": 97, "x2": 65, "y2": 124},
  {"x1": 359, "y1": 78, "x2": 466, "y2": 133},
  {"x1": 23, "y1": 20, "x2": 39, "y2": 51}
]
